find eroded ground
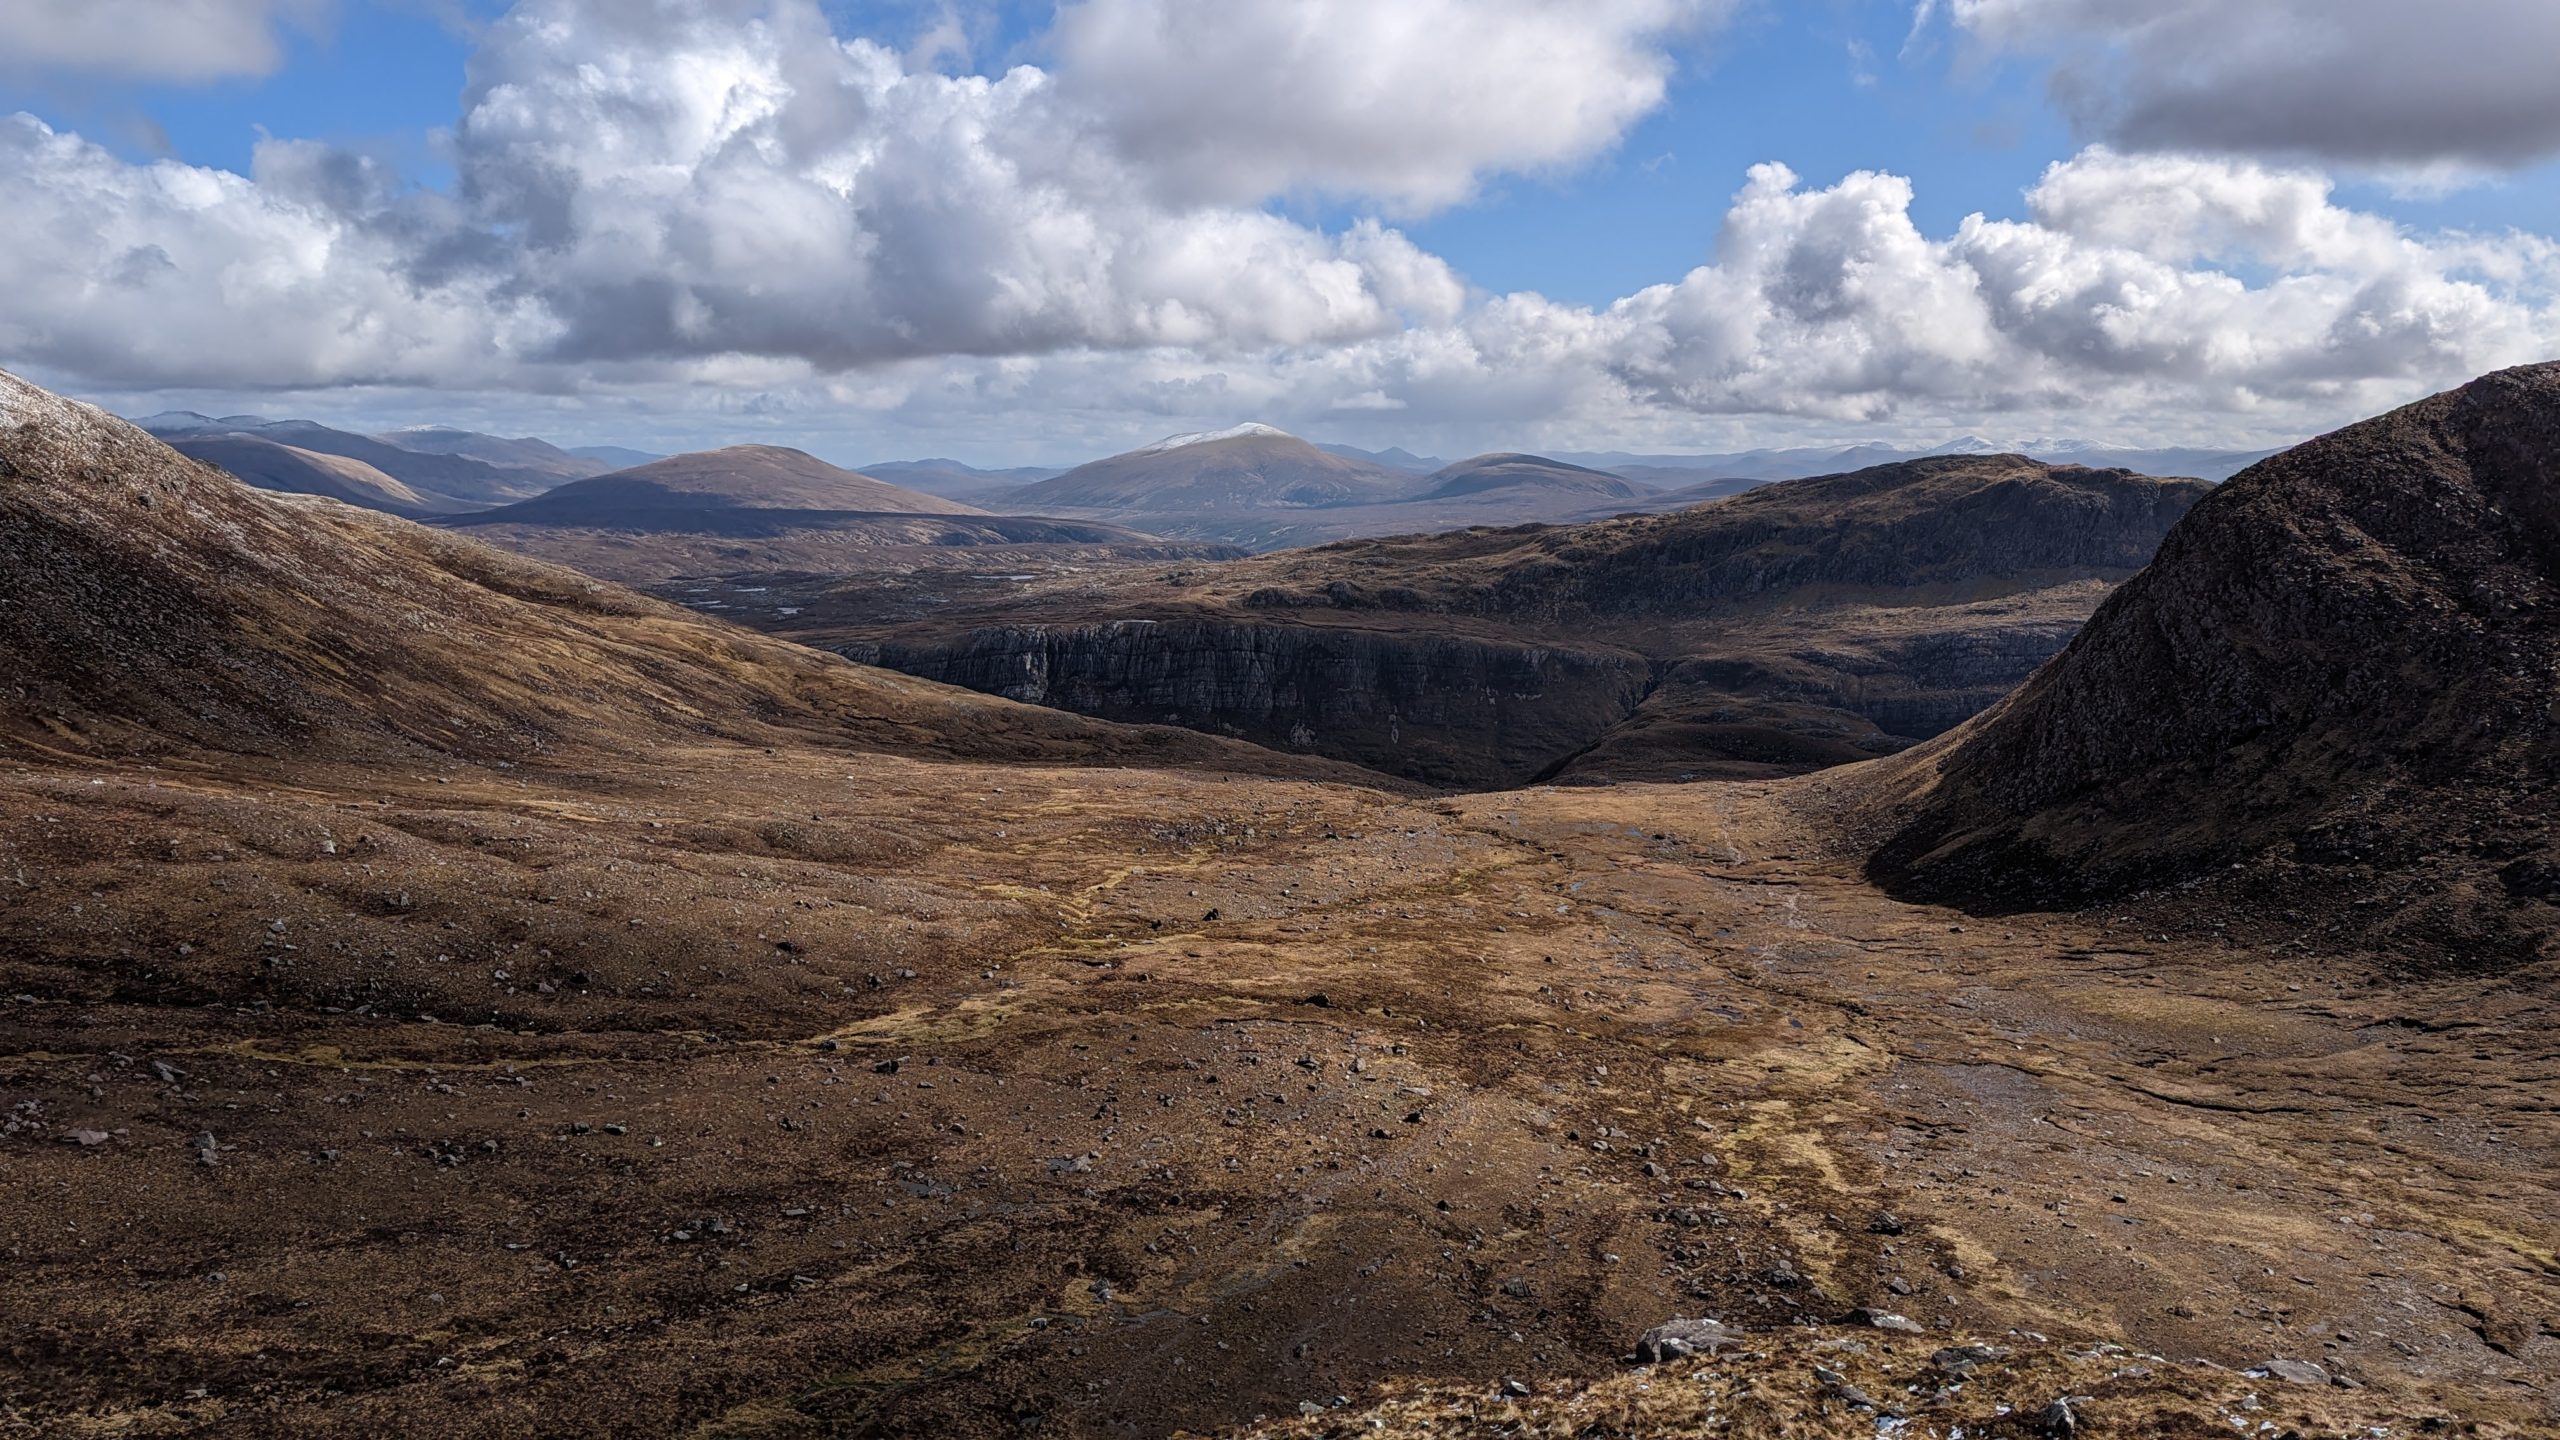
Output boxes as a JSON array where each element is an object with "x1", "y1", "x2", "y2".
[{"x1": 1, "y1": 749, "x2": 2553, "y2": 1437}]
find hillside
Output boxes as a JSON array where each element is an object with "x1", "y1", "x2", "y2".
[
  {"x1": 374, "y1": 426, "x2": 612, "y2": 481},
  {"x1": 136, "y1": 412, "x2": 560, "y2": 506},
  {"x1": 3, "y1": 365, "x2": 2551, "y2": 1438},
  {"x1": 1409, "y1": 452, "x2": 1640, "y2": 502},
  {"x1": 466, "y1": 513, "x2": 1242, "y2": 585},
  {"x1": 725, "y1": 455, "x2": 2210, "y2": 787},
  {"x1": 0, "y1": 367, "x2": 1315, "y2": 777},
  {"x1": 1850, "y1": 363, "x2": 2560, "y2": 971},
  {"x1": 161, "y1": 433, "x2": 474, "y2": 517},
  {"x1": 1002, "y1": 423, "x2": 1412, "y2": 514},
  {"x1": 438, "y1": 446, "x2": 1249, "y2": 583},
  {"x1": 863, "y1": 457, "x2": 1067, "y2": 503},
  {"x1": 454, "y1": 446, "x2": 987, "y2": 526}
]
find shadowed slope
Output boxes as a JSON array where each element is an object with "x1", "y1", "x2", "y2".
[
  {"x1": 164, "y1": 433, "x2": 474, "y2": 517},
  {"x1": 0, "y1": 367, "x2": 1354, "y2": 781},
  {"x1": 1853, "y1": 363, "x2": 2560, "y2": 969}
]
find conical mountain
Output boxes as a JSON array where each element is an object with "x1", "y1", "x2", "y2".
[
  {"x1": 452, "y1": 445, "x2": 984, "y2": 530},
  {"x1": 1411, "y1": 453, "x2": 1641, "y2": 502},
  {"x1": 1003, "y1": 423, "x2": 1410, "y2": 513}
]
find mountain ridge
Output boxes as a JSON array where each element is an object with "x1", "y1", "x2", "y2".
[{"x1": 1845, "y1": 362, "x2": 2560, "y2": 971}]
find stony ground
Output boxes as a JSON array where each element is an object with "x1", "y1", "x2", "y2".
[{"x1": 3, "y1": 743, "x2": 2551, "y2": 1437}]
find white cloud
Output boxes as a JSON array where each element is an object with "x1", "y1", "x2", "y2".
[
  {"x1": 0, "y1": 115, "x2": 538, "y2": 389},
  {"x1": 0, "y1": 0, "x2": 332, "y2": 83},
  {"x1": 439, "y1": 0, "x2": 1470, "y2": 365},
  {"x1": 1945, "y1": 0, "x2": 2560, "y2": 172},
  {"x1": 1, "y1": 0, "x2": 2556, "y2": 459},
  {"x1": 1049, "y1": 0, "x2": 1721, "y2": 214},
  {"x1": 1168, "y1": 150, "x2": 2560, "y2": 446}
]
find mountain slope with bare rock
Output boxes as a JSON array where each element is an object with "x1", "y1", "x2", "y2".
[
  {"x1": 731, "y1": 455, "x2": 2210, "y2": 787},
  {"x1": 1852, "y1": 362, "x2": 2560, "y2": 970},
  {"x1": 0, "y1": 366, "x2": 2550, "y2": 1439},
  {"x1": 0, "y1": 367, "x2": 1326, "y2": 778}
]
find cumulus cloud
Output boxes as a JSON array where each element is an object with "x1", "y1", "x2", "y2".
[
  {"x1": 0, "y1": 0, "x2": 1477, "y2": 389},
  {"x1": 1946, "y1": 0, "x2": 2560, "y2": 172},
  {"x1": 0, "y1": 116, "x2": 537, "y2": 389},
  {"x1": 2, "y1": 0, "x2": 2556, "y2": 455},
  {"x1": 1212, "y1": 150, "x2": 2560, "y2": 442},
  {"x1": 0, "y1": 0, "x2": 332, "y2": 83},
  {"x1": 1049, "y1": 0, "x2": 1721, "y2": 214},
  {"x1": 454, "y1": 0, "x2": 1466, "y2": 368}
]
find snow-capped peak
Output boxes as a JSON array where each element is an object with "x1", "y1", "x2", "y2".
[
  {"x1": 1137, "y1": 422, "x2": 1292, "y2": 454},
  {"x1": 1926, "y1": 435, "x2": 2004, "y2": 456}
]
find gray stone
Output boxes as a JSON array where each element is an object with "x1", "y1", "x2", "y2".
[
  {"x1": 1845, "y1": 1307, "x2": 1925, "y2": 1333},
  {"x1": 1930, "y1": 1343, "x2": 2010, "y2": 1376},
  {"x1": 2254, "y1": 1358, "x2": 2331, "y2": 1386},
  {"x1": 1633, "y1": 1317, "x2": 1744, "y2": 1363}
]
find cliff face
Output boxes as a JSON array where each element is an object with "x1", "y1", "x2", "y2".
[
  {"x1": 844, "y1": 619, "x2": 1652, "y2": 789},
  {"x1": 816, "y1": 602, "x2": 2108, "y2": 790},
  {"x1": 734, "y1": 456, "x2": 2209, "y2": 788}
]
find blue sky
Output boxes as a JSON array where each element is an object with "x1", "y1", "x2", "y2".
[
  {"x1": 30, "y1": 0, "x2": 2558, "y2": 306},
  {"x1": 3, "y1": 0, "x2": 2558, "y2": 464}
]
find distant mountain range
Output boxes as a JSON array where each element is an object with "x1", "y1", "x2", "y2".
[
  {"x1": 126, "y1": 406, "x2": 2282, "y2": 552},
  {"x1": 860, "y1": 457, "x2": 1069, "y2": 503},
  {"x1": 134, "y1": 411, "x2": 620, "y2": 516}
]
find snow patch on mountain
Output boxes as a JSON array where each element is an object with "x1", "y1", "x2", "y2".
[{"x1": 1137, "y1": 422, "x2": 1292, "y2": 454}]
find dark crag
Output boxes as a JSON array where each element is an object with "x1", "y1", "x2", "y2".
[{"x1": 1856, "y1": 362, "x2": 2560, "y2": 970}]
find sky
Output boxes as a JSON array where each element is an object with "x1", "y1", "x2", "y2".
[{"x1": 3, "y1": 0, "x2": 2559, "y2": 467}]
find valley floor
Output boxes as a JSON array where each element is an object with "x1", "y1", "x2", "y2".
[{"x1": 1, "y1": 747, "x2": 2552, "y2": 1437}]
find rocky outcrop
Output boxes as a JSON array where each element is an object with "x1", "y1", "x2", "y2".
[
  {"x1": 844, "y1": 618, "x2": 1652, "y2": 789},
  {"x1": 1854, "y1": 363, "x2": 2560, "y2": 970}
]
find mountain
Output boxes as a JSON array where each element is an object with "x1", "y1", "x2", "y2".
[
  {"x1": 1851, "y1": 364, "x2": 2560, "y2": 972},
  {"x1": 157, "y1": 433, "x2": 474, "y2": 517},
  {"x1": 439, "y1": 445, "x2": 1255, "y2": 583},
  {"x1": 1003, "y1": 423, "x2": 1411, "y2": 514},
  {"x1": 742, "y1": 454, "x2": 2209, "y2": 787},
  {"x1": 373, "y1": 426, "x2": 611, "y2": 481},
  {"x1": 1316, "y1": 441, "x2": 1444, "y2": 472},
  {"x1": 568, "y1": 443, "x2": 662, "y2": 469},
  {"x1": 129, "y1": 409, "x2": 253, "y2": 435},
  {"x1": 1409, "y1": 452, "x2": 1641, "y2": 502},
  {"x1": 863, "y1": 456, "x2": 1068, "y2": 503},
  {"x1": 2014, "y1": 439, "x2": 2283, "y2": 479},
  {"x1": 6, "y1": 364, "x2": 2544, "y2": 1440},
  {"x1": 451, "y1": 446, "x2": 988, "y2": 528},
  {"x1": 134, "y1": 411, "x2": 561, "y2": 507},
  {"x1": 1557, "y1": 439, "x2": 2278, "y2": 485},
  {"x1": 1, "y1": 368, "x2": 1306, "y2": 770}
]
